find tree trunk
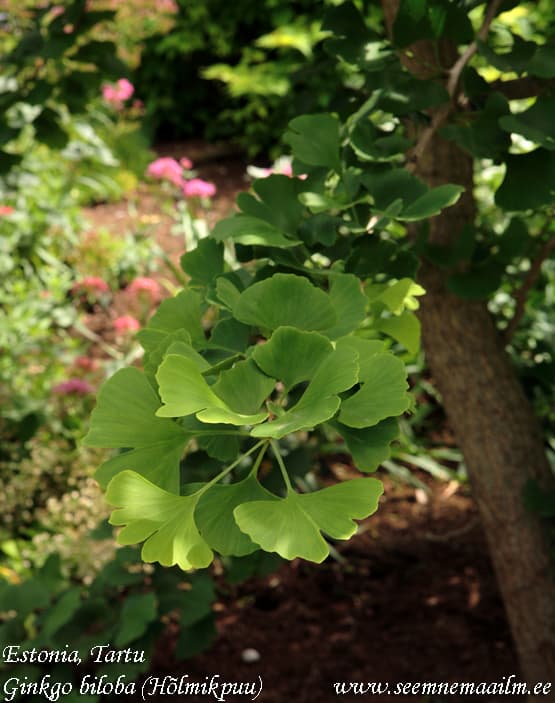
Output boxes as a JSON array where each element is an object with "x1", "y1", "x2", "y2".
[
  {"x1": 380, "y1": 2, "x2": 555, "y2": 690},
  {"x1": 417, "y1": 136, "x2": 555, "y2": 689}
]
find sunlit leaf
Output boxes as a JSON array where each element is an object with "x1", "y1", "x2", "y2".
[
  {"x1": 106, "y1": 471, "x2": 213, "y2": 570},
  {"x1": 234, "y1": 478, "x2": 383, "y2": 562}
]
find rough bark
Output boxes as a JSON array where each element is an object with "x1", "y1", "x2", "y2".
[{"x1": 381, "y1": 1, "x2": 555, "y2": 689}]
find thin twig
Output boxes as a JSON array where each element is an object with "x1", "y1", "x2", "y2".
[
  {"x1": 408, "y1": 0, "x2": 502, "y2": 170},
  {"x1": 503, "y1": 236, "x2": 555, "y2": 343},
  {"x1": 446, "y1": 0, "x2": 503, "y2": 98}
]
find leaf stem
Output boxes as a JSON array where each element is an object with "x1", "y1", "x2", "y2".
[
  {"x1": 249, "y1": 441, "x2": 270, "y2": 477},
  {"x1": 200, "y1": 440, "x2": 267, "y2": 494},
  {"x1": 270, "y1": 440, "x2": 293, "y2": 492}
]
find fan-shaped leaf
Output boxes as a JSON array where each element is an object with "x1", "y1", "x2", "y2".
[
  {"x1": 234, "y1": 478, "x2": 383, "y2": 562},
  {"x1": 106, "y1": 471, "x2": 213, "y2": 570},
  {"x1": 339, "y1": 353, "x2": 410, "y2": 428},
  {"x1": 233, "y1": 274, "x2": 337, "y2": 332}
]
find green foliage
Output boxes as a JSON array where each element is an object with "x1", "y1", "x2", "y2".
[{"x1": 0, "y1": 549, "x2": 217, "y2": 696}]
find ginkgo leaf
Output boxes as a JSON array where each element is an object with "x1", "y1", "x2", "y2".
[
  {"x1": 195, "y1": 476, "x2": 278, "y2": 556},
  {"x1": 212, "y1": 215, "x2": 300, "y2": 247},
  {"x1": 233, "y1": 274, "x2": 337, "y2": 332},
  {"x1": 211, "y1": 359, "x2": 275, "y2": 415},
  {"x1": 156, "y1": 354, "x2": 269, "y2": 425},
  {"x1": 335, "y1": 336, "x2": 385, "y2": 379},
  {"x1": 251, "y1": 345, "x2": 358, "y2": 438},
  {"x1": 373, "y1": 278, "x2": 425, "y2": 314},
  {"x1": 95, "y1": 443, "x2": 186, "y2": 491},
  {"x1": 83, "y1": 368, "x2": 188, "y2": 492},
  {"x1": 251, "y1": 327, "x2": 333, "y2": 390},
  {"x1": 330, "y1": 417, "x2": 399, "y2": 472},
  {"x1": 156, "y1": 354, "x2": 225, "y2": 417},
  {"x1": 138, "y1": 289, "x2": 204, "y2": 350},
  {"x1": 106, "y1": 471, "x2": 213, "y2": 571},
  {"x1": 322, "y1": 274, "x2": 367, "y2": 339},
  {"x1": 234, "y1": 478, "x2": 383, "y2": 562},
  {"x1": 339, "y1": 353, "x2": 410, "y2": 428}
]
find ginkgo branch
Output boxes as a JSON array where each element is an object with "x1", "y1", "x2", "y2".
[{"x1": 409, "y1": 0, "x2": 502, "y2": 168}]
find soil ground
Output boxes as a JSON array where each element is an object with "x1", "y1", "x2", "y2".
[{"x1": 84, "y1": 142, "x2": 519, "y2": 703}]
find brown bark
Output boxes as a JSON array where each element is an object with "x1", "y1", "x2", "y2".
[{"x1": 381, "y1": 1, "x2": 555, "y2": 690}]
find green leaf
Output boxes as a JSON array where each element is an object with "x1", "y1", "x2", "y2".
[
  {"x1": 106, "y1": 471, "x2": 213, "y2": 570},
  {"x1": 95, "y1": 443, "x2": 187, "y2": 493},
  {"x1": 196, "y1": 476, "x2": 278, "y2": 556},
  {"x1": 83, "y1": 368, "x2": 187, "y2": 491},
  {"x1": 212, "y1": 215, "x2": 299, "y2": 248},
  {"x1": 284, "y1": 114, "x2": 341, "y2": 171},
  {"x1": 211, "y1": 360, "x2": 275, "y2": 415},
  {"x1": 331, "y1": 418, "x2": 399, "y2": 472},
  {"x1": 495, "y1": 149, "x2": 555, "y2": 211},
  {"x1": 156, "y1": 355, "x2": 268, "y2": 425},
  {"x1": 40, "y1": 588, "x2": 82, "y2": 639},
  {"x1": 339, "y1": 353, "x2": 410, "y2": 428},
  {"x1": 322, "y1": 274, "x2": 367, "y2": 339},
  {"x1": 251, "y1": 175, "x2": 305, "y2": 232},
  {"x1": 447, "y1": 260, "x2": 505, "y2": 300},
  {"x1": 361, "y1": 167, "x2": 426, "y2": 211},
  {"x1": 143, "y1": 330, "x2": 205, "y2": 387},
  {"x1": 375, "y1": 311, "x2": 421, "y2": 355},
  {"x1": 251, "y1": 345, "x2": 359, "y2": 439},
  {"x1": 252, "y1": 327, "x2": 333, "y2": 390},
  {"x1": 180, "y1": 238, "x2": 224, "y2": 286},
  {"x1": 233, "y1": 274, "x2": 337, "y2": 332},
  {"x1": 440, "y1": 92, "x2": 510, "y2": 160},
  {"x1": 234, "y1": 478, "x2": 383, "y2": 562},
  {"x1": 374, "y1": 278, "x2": 426, "y2": 314},
  {"x1": 335, "y1": 336, "x2": 385, "y2": 378},
  {"x1": 209, "y1": 317, "x2": 251, "y2": 352},
  {"x1": 114, "y1": 593, "x2": 157, "y2": 647},
  {"x1": 499, "y1": 97, "x2": 555, "y2": 151},
  {"x1": 141, "y1": 289, "x2": 204, "y2": 347},
  {"x1": 399, "y1": 184, "x2": 464, "y2": 221}
]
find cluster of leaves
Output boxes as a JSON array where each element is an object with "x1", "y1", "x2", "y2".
[
  {"x1": 0, "y1": 549, "x2": 216, "y2": 701},
  {"x1": 86, "y1": 2, "x2": 485, "y2": 568}
]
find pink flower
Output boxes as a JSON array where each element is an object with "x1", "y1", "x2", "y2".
[
  {"x1": 179, "y1": 157, "x2": 193, "y2": 169},
  {"x1": 113, "y1": 315, "x2": 141, "y2": 333},
  {"x1": 74, "y1": 356, "x2": 99, "y2": 371},
  {"x1": 182, "y1": 178, "x2": 217, "y2": 199},
  {"x1": 71, "y1": 276, "x2": 110, "y2": 295},
  {"x1": 115, "y1": 78, "x2": 134, "y2": 101},
  {"x1": 147, "y1": 157, "x2": 184, "y2": 187},
  {"x1": 127, "y1": 277, "x2": 161, "y2": 301},
  {"x1": 53, "y1": 379, "x2": 94, "y2": 395},
  {"x1": 50, "y1": 5, "x2": 65, "y2": 17},
  {"x1": 0, "y1": 206, "x2": 14, "y2": 216},
  {"x1": 102, "y1": 78, "x2": 134, "y2": 107}
]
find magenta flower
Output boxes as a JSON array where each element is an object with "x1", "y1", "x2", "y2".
[
  {"x1": 71, "y1": 276, "x2": 110, "y2": 295},
  {"x1": 113, "y1": 315, "x2": 141, "y2": 333},
  {"x1": 182, "y1": 178, "x2": 217, "y2": 199},
  {"x1": 127, "y1": 277, "x2": 161, "y2": 301},
  {"x1": 115, "y1": 79, "x2": 134, "y2": 101},
  {"x1": 180, "y1": 156, "x2": 193, "y2": 169},
  {"x1": 0, "y1": 205, "x2": 14, "y2": 216},
  {"x1": 53, "y1": 379, "x2": 94, "y2": 395},
  {"x1": 147, "y1": 157, "x2": 184, "y2": 187}
]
